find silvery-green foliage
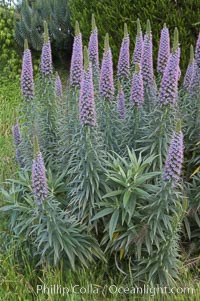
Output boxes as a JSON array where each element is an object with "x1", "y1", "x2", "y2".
[
  {"x1": 92, "y1": 148, "x2": 187, "y2": 285},
  {"x1": 137, "y1": 105, "x2": 177, "y2": 171},
  {"x1": 0, "y1": 170, "x2": 103, "y2": 268},
  {"x1": 92, "y1": 149, "x2": 160, "y2": 254},
  {"x1": 67, "y1": 125, "x2": 106, "y2": 228}
]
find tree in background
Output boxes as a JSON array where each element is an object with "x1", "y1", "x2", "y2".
[
  {"x1": 69, "y1": 0, "x2": 200, "y2": 72},
  {"x1": 0, "y1": 2, "x2": 21, "y2": 78},
  {"x1": 15, "y1": 0, "x2": 72, "y2": 65}
]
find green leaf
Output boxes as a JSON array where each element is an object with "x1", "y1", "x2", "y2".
[
  {"x1": 109, "y1": 209, "x2": 119, "y2": 240},
  {"x1": 103, "y1": 190, "x2": 123, "y2": 199},
  {"x1": 123, "y1": 190, "x2": 131, "y2": 207},
  {"x1": 91, "y1": 208, "x2": 114, "y2": 221}
]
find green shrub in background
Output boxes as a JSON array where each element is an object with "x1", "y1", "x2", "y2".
[
  {"x1": 69, "y1": 0, "x2": 200, "y2": 72},
  {"x1": 15, "y1": 0, "x2": 72, "y2": 65},
  {"x1": 0, "y1": 5, "x2": 21, "y2": 78}
]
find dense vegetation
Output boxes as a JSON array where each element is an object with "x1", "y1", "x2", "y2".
[
  {"x1": 0, "y1": 5, "x2": 21, "y2": 77},
  {"x1": 69, "y1": 0, "x2": 200, "y2": 71},
  {"x1": 0, "y1": 2, "x2": 200, "y2": 301}
]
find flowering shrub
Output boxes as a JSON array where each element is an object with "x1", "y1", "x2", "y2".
[{"x1": 1, "y1": 16, "x2": 200, "y2": 287}]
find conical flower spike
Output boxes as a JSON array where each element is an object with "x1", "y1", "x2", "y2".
[
  {"x1": 133, "y1": 19, "x2": 143, "y2": 65},
  {"x1": 79, "y1": 46, "x2": 96, "y2": 126},
  {"x1": 183, "y1": 45, "x2": 195, "y2": 89},
  {"x1": 88, "y1": 14, "x2": 99, "y2": 73},
  {"x1": 189, "y1": 59, "x2": 200, "y2": 97},
  {"x1": 164, "y1": 121, "x2": 184, "y2": 183},
  {"x1": 100, "y1": 34, "x2": 114, "y2": 100},
  {"x1": 55, "y1": 72, "x2": 63, "y2": 97},
  {"x1": 12, "y1": 119, "x2": 24, "y2": 168},
  {"x1": 117, "y1": 81, "x2": 126, "y2": 119},
  {"x1": 21, "y1": 39, "x2": 34, "y2": 100},
  {"x1": 32, "y1": 136, "x2": 48, "y2": 205},
  {"x1": 159, "y1": 28, "x2": 180, "y2": 106},
  {"x1": 142, "y1": 20, "x2": 154, "y2": 88},
  {"x1": 40, "y1": 21, "x2": 53, "y2": 75},
  {"x1": 157, "y1": 24, "x2": 170, "y2": 74},
  {"x1": 130, "y1": 63, "x2": 144, "y2": 107},
  {"x1": 117, "y1": 23, "x2": 130, "y2": 79},
  {"x1": 70, "y1": 21, "x2": 83, "y2": 87}
]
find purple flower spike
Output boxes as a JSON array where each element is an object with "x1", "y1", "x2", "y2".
[
  {"x1": 12, "y1": 120, "x2": 24, "y2": 168},
  {"x1": 157, "y1": 24, "x2": 170, "y2": 74},
  {"x1": 159, "y1": 28, "x2": 180, "y2": 106},
  {"x1": 88, "y1": 14, "x2": 99, "y2": 74},
  {"x1": 195, "y1": 32, "x2": 200, "y2": 67},
  {"x1": 32, "y1": 137, "x2": 48, "y2": 205},
  {"x1": 100, "y1": 34, "x2": 114, "y2": 100},
  {"x1": 164, "y1": 124, "x2": 184, "y2": 183},
  {"x1": 79, "y1": 47, "x2": 96, "y2": 127},
  {"x1": 16, "y1": 148, "x2": 24, "y2": 168},
  {"x1": 130, "y1": 63, "x2": 144, "y2": 107},
  {"x1": 133, "y1": 19, "x2": 143, "y2": 65},
  {"x1": 12, "y1": 120, "x2": 22, "y2": 146},
  {"x1": 70, "y1": 21, "x2": 83, "y2": 87},
  {"x1": 117, "y1": 23, "x2": 130, "y2": 79},
  {"x1": 40, "y1": 22, "x2": 53, "y2": 76},
  {"x1": 142, "y1": 20, "x2": 154, "y2": 88},
  {"x1": 189, "y1": 60, "x2": 200, "y2": 97},
  {"x1": 183, "y1": 45, "x2": 195, "y2": 90},
  {"x1": 117, "y1": 81, "x2": 126, "y2": 119},
  {"x1": 21, "y1": 40, "x2": 34, "y2": 100},
  {"x1": 55, "y1": 73, "x2": 63, "y2": 97}
]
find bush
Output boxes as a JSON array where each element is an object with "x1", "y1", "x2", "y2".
[
  {"x1": 69, "y1": 0, "x2": 200, "y2": 72},
  {"x1": 0, "y1": 5, "x2": 21, "y2": 78},
  {"x1": 1, "y1": 15, "x2": 200, "y2": 288}
]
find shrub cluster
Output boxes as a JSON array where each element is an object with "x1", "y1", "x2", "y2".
[
  {"x1": 69, "y1": 0, "x2": 200, "y2": 72},
  {"x1": 1, "y1": 16, "x2": 200, "y2": 287}
]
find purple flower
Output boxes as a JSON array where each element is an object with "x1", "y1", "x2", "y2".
[
  {"x1": 159, "y1": 28, "x2": 180, "y2": 106},
  {"x1": 70, "y1": 21, "x2": 83, "y2": 87},
  {"x1": 12, "y1": 120, "x2": 24, "y2": 168},
  {"x1": 79, "y1": 47, "x2": 96, "y2": 126},
  {"x1": 55, "y1": 73, "x2": 62, "y2": 97},
  {"x1": 32, "y1": 151, "x2": 48, "y2": 205},
  {"x1": 21, "y1": 40, "x2": 34, "y2": 100},
  {"x1": 88, "y1": 14, "x2": 99, "y2": 74},
  {"x1": 16, "y1": 148, "x2": 24, "y2": 168},
  {"x1": 183, "y1": 61, "x2": 194, "y2": 90},
  {"x1": 195, "y1": 32, "x2": 200, "y2": 67},
  {"x1": 163, "y1": 130, "x2": 184, "y2": 182},
  {"x1": 183, "y1": 45, "x2": 195, "y2": 90},
  {"x1": 142, "y1": 20, "x2": 154, "y2": 88},
  {"x1": 117, "y1": 23, "x2": 130, "y2": 79},
  {"x1": 133, "y1": 19, "x2": 143, "y2": 65},
  {"x1": 40, "y1": 21, "x2": 53, "y2": 76},
  {"x1": 158, "y1": 48, "x2": 180, "y2": 106},
  {"x1": 12, "y1": 121, "x2": 22, "y2": 146},
  {"x1": 40, "y1": 41, "x2": 53, "y2": 76},
  {"x1": 157, "y1": 25, "x2": 170, "y2": 74},
  {"x1": 189, "y1": 60, "x2": 200, "y2": 97},
  {"x1": 130, "y1": 63, "x2": 144, "y2": 107},
  {"x1": 100, "y1": 34, "x2": 114, "y2": 100},
  {"x1": 117, "y1": 82, "x2": 126, "y2": 119}
]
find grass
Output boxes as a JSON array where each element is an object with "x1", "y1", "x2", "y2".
[
  {"x1": 0, "y1": 76, "x2": 20, "y2": 183},
  {"x1": 0, "y1": 246, "x2": 199, "y2": 301},
  {"x1": 0, "y1": 72, "x2": 200, "y2": 301}
]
